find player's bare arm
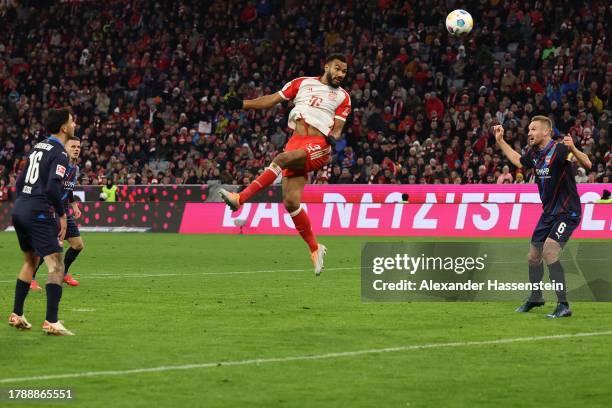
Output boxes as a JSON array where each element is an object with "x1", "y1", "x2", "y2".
[
  {"x1": 328, "y1": 118, "x2": 346, "y2": 141},
  {"x1": 225, "y1": 92, "x2": 284, "y2": 110},
  {"x1": 493, "y1": 125, "x2": 522, "y2": 168},
  {"x1": 244, "y1": 92, "x2": 285, "y2": 110},
  {"x1": 563, "y1": 135, "x2": 592, "y2": 170}
]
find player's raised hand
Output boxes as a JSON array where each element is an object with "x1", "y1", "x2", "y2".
[
  {"x1": 224, "y1": 95, "x2": 244, "y2": 110},
  {"x1": 492, "y1": 125, "x2": 504, "y2": 143},
  {"x1": 563, "y1": 135, "x2": 576, "y2": 151}
]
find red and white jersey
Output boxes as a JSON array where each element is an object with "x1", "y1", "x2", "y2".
[{"x1": 278, "y1": 77, "x2": 351, "y2": 136}]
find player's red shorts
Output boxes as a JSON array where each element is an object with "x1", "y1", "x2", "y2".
[{"x1": 282, "y1": 134, "x2": 331, "y2": 179}]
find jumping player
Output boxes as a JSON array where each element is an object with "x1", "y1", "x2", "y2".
[
  {"x1": 9, "y1": 107, "x2": 75, "y2": 335},
  {"x1": 30, "y1": 136, "x2": 83, "y2": 291},
  {"x1": 219, "y1": 54, "x2": 351, "y2": 275},
  {"x1": 494, "y1": 117, "x2": 592, "y2": 318}
]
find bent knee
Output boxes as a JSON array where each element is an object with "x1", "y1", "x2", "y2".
[
  {"x1": 283, "y1": 199, "x2": 300, "y2": 213},
  {"x1": 527, "y1": 251, "x2": 542, "y2": 265},
  {"x1": 47, "y1": 263, "x2": 64, "y2": 276},
  {"x1": 541, "y1": 246, "x2": 559, "y2": 264}
]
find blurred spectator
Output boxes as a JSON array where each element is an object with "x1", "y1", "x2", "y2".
[
  {"x1": 497, "y1": 165, "x2": 514, "y2": 184},
  {"x1": 0, "y1": 178, "x2": 10, "y2": 201},
  {"x1": 596, "y1": 189, "x2": 611, "y2": 203},
  {"x1": 575, "y1": 167, "x2": 589, "y2": 183},
  {"x1": 101, "y1": 178, "x2": 118, "y2": 202}
]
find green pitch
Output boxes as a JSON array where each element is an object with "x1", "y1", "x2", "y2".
[{"x1": 0, "y1": 233, "x2": 611, "y2": 408}]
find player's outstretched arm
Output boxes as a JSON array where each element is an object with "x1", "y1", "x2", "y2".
[
  {"x1": 563, "y1": 135, "x2": 592, "y2": 170},
  {"x1": 493, "y1": 125, "x2": 522, "y2": 168},
  {"x1": 244, "y1": 92, "x2": 284, "y2": 110},
  {"x1": 225, "y1": 93, "x2": 284, "y2": 110}
]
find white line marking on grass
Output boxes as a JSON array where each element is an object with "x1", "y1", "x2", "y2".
[
  {"x1": 0, "y1": 267, "x2": 358, "y2": 283},
  {"x1": 71, "y1": 308, "x2": 96, "y2": 312},
  {"x1": 1, "y1": 258, "x2": 609, "y2": 284},
  {"x1": 1, "y1": 330, "x2": 611, "y2": 384},
  {"x1": 0, "y1": 336, "x2": 38, "y2": 341}
]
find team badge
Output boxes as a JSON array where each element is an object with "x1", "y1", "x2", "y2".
[{"x1": 328, "y1": 91, "x2": 337, "y2": 100}]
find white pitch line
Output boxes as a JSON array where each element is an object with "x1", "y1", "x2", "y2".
[
  {"x1": 0, "y1": 267, "x2": 358, "y2": 283},
  {"x1": 0, "y1": 256, "x2": 610, "y2": 283},
  {"x1": 1, "y1": 330, "x2": 611, "y2": 384}
]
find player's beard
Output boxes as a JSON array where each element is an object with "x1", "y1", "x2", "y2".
[{"x1": 326, "y1": 72, "x2": 341, "y2": 88}]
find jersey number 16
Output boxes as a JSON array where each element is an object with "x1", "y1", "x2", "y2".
[{"x1": 25, "y1": 151, "x2": 43, "y2": 184}]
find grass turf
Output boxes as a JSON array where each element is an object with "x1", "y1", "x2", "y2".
[{"x1": 0, "y1": 232, "x2": 611, "y2": 408}]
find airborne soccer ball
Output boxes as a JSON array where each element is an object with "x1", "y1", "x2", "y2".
[{"x1": 446, "y1": 9, "x2": 473, "y2": 36}]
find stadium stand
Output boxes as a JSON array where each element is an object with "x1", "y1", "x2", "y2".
[{"x1": 0, "y1": 0, "x2": 609, "y2": 190}]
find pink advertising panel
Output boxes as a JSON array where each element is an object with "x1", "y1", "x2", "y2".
[
  {"x1": 299, "y1": 184, "x2": 612, "y2": 204},
  {"x1": 180, "y1": 202, "x2": 611, "y2": 238}
]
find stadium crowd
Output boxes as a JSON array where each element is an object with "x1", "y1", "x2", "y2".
[{"x1": 0, "y1": 0, "x2": 610, "y2": 191}]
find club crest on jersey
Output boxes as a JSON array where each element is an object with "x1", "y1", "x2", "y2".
[
  {"x1": 56, "y1": 164, "x2": 66, "y2": 177},
  {"x1": 328, "y1": 91, "x2": 337, "y2": 100}
]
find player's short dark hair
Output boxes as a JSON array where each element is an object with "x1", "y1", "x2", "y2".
[
  {"x1": 325, "y1": 53, "x2": 347, "y2": 64},
  {"x1": 531, "y1": 115, "x2": 552, "y2": 130},
  {"x1": 46, "y1": 108, "x2": 72, "y2": 134},
  {"x1": 68, "y1": 136, "x2": 81, "y2": 142}
]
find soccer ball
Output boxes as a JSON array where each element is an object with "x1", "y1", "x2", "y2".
[{"x1": 446, "y1": 9, "x2": 473, "y2": 36}]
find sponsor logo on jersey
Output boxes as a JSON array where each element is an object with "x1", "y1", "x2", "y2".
[{"x1": 536, "y1": 168, "x2": 550, "y2": 176}]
